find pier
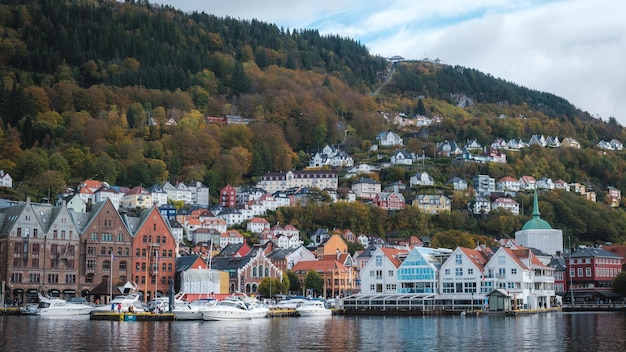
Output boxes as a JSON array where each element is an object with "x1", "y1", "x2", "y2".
[{"x1": 90, "y1": 312, "x2": 175, "y2": 321}]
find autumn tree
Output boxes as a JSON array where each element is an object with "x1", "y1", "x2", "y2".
[{"x1": 303, "y1": 270, "x2": 324, "y2": 298}]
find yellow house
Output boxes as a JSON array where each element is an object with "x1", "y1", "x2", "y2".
[{"x1": 316, "y1": 234, "x2": 348, "y2": 258}]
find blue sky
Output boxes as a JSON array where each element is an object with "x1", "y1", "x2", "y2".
[{"x1": 157, "y1": 0, "x2": 626, "y2": 125}]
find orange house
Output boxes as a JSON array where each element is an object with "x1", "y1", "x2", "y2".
[
  {"x1": 131, "y1": 206, "x2": 178, "y2": 302},
  {"x1": 316, "y1": 234, "x2": 348, "y2": 259}
]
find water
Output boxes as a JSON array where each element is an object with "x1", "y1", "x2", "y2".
[{"x1": 1, "y1": 312, "x2": 625, "y2": 351}]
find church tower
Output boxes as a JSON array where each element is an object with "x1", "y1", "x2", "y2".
[{"x1": 515, "y1": 189, "x2": 563, "y2": 256}]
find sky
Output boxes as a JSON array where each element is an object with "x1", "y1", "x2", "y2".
[{"x1": 157, "y1": 0, "x2": 626, "y2": 125}]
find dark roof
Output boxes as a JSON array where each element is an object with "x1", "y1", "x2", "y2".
[
  {"x1": 176, "y1": 255, "x2": 205, "y2": 272},
  {"x1": 211, "y1": 256, "x2": 251, "y2": 271},
  {"x1": 570, "y1": 247, "x2": 622, "y2": 258}
]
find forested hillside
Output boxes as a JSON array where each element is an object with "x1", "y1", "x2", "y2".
[{"x1": 1, "y1": 0, "x2": 626, "y2": 245}]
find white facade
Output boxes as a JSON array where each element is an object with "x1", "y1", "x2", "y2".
[{"x1": 360, "y1": 247, "x2": 407, "y2": 294}]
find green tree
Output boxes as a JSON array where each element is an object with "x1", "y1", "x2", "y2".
[
  {"x1": 286, "y1": 271, "x2": 301, "y2": 295},
  {"x1": 303, "y1": 270, "x2": 323, "y2": 298},
  {"x1": 431, "y1": 229, "x2": 474, "y2": 249},
  {"x1": 613, "y1": 271, "x2": 626, "y2": 300},
  {"x1": 257, "y1": 277, "x2": 286, "y2": 298}
]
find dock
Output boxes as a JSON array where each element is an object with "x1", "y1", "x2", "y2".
[{"x1": 90, "y1": 312, "x2": 175, "y2": 321}]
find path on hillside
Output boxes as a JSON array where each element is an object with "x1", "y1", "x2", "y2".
[{"x1": 370, "y1": 62, "x2": 397, "y2": 96}]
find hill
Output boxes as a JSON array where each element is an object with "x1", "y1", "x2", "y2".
[{"x1": 1, "y1": 0, "x2": 626, "y2": 244}]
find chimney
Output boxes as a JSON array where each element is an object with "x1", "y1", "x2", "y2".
[{"x1": 336, "y1": 248, "x2": 340, "y2": 260}]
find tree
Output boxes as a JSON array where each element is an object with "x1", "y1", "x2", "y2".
[
  {"x1": 257, "y1": 277, "x2": 285, "y2": 298},
  {"x1": 431, "y1": 229, "x2": 474, "y2": 249},
  {"x1": 286, "y1": 271, "x2": 301, "y2": 295},
  {"x1": 613, "y1": 271, "x2": 626, "y2": 300},
  {"x1": 303, "y1": 269, "x2": 323, "y2": 298}
]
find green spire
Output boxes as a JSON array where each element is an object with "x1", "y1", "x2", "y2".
[
  {"x1": 521, "y1": 186, "x2": 552, "y2": 230},
  {"x1": 531, "y1": 187, "x2": 540, "y2": 219}
]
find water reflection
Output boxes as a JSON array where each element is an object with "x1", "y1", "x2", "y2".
[{"x1": 2, "y1": 312, "x2": 626, "y2": 351}]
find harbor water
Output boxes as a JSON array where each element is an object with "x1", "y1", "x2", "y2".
[{"x1": 1, "y1": 311, "x2": 625, "y2": 351}]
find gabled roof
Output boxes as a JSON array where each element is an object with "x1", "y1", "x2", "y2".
[{"x1": 176, "y1": 255, "x2": 207, "y2": 272}]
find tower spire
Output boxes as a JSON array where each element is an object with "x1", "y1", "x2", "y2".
[{"x1": 531, "y1": 187, "x2": 540, "y2": 219}]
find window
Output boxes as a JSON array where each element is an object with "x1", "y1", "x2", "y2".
[
  {"x1": 388, "y1": 270, "x2": 394, "y2": 277},
  {"x1": 498, "y1": 256, "x2": 506, "y2": 265},
  {"x1": 442, "y1": 282, "x2": 454, "y2": 293},
  {"x1": 117, "y1": 234, "x2": 123, "y2": 242},
  {"x1": 119, "y1": 261, "x2": 127, "y2": 271},
  {"x1": 511, "y1": 268, "x2": 517, "y2": 275},
  {"x1": 444, "y1": 269, "x2": 450, "y2": 276},
  {"x1": 585, "y1": 268, "x2": 592, "y2": 277},
  {"x1": 375, "y1": 270, "x2": 382, "y2": 280},
  {"x1": 375, "y1": 255, "x2": 382, "y2": 266},
  {"x1": 577, "y1": 268, "x2": 583, "y2": 277},
  {"x1": 103, "y1": 260, "x2": 111, "y2": 271},
  {"x1": 455, "y1": 268, "x2": 463, "y2": 276},
  {"x1": 468, "y1": 268, "x2": 474, "y2": 275},
  {"x1": 91, "y1": 233, "x2": 98, "y2": 240},
  {"x1": 455, "y1": 254, "x2": 462, "y2": 265}
]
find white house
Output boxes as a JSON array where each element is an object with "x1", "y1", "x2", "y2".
[
  {"x1": 351, "y1": 177, "x2": 381, "y2": 200},
  {"x1": 219, "y1": 230, "x2": 246, "y2": 248},
  {"x1": 473, "y1": 175, "x2": 495, "y2": 196},
  {"x1": 410, "y1": 172, "x2": 435, "y2": 187},
  {"x1": 0, "y1": 170, "x2": 12, "y2": 188},
  {"x1": 468, "y1": 196, "x2": 491, "y2": 215},
  {"x1": 492, "y1": 197, "x2": 520, "y2": 215},
  {"x1": 247, "y1": 217, "x2": 270, "y2": 234},
  {"x1": 376, "y1": 131, "x2": 403, "y2": 147},
  {"x1": 496, "y1": 176, "x2": 520, "y2": 194},
  {"x1": 439, "y1": 247, "x2": 489, "y2": 296},
  {"x1": 536, "y1": 177, "x2": 555, "y2": 190},
  {"x1": 391, "y1": 150, "x2": 413, "y2": 165},
  {"x1": 446, "y1": 177, "x2": 468, "y2": 191},
  {"x1": 518, "y1": 176, "x2": 536, "y2": 191},
  {"x1": 309, "y1": 145, "x2": 354, "y2": 168},
  {"x1": 360, "y1": 247, "x2": 409, "y2": 294},
  {"x1": 483, "y1": 246, "x2": 555, "y2": 309}
]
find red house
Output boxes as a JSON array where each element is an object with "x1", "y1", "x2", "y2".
[{"x1": 566, "y1": 247, "x2": 623, "y2": 303}]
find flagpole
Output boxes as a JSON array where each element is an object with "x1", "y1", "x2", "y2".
[{"x1": 110, "y1": 252, "x2": 113, "y2": 303}]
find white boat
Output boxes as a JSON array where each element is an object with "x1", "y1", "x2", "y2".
[
  {"x1": 37, "y1": 294, "x2": 94, "y2": 316},
  {"x1": 147, "y1": 295, "x2": 186, "y2": 313},
  {"x1": 202, "y1": 299, "x2": 269, "y2": 321},
  {"x1": 296, "y1": 300, "x2": 332, "y2": 317},
  {"x1": 92, "y1": 294, "x2": 144, "y2": 313},
  {"x1": 20, "y1": 303, "x2": 40, "y2": 315},
  {"x1": 173, "y1": 298, "x2": 217, "y2": 320},
  {"x1": 275, "y1": 298, "x2": 308, "y2": 309}
]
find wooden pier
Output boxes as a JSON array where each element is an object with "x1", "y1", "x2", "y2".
[{"x1": 90, "y1": 312, "x2": 176, "y2": 321}]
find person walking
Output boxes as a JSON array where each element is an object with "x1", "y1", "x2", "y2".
[{"x1": 117, "y1": 303, "x2": 122, "y2": 313}]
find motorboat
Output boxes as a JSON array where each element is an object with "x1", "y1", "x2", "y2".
[
  {"x1": 37, "y1": 294, "x2": 95, "y2": 316},
  {"x1": 202, "y1": 299, "x2": 269, "y2": 321},
  {"x1": 20, "y1": 303, "x2": 40, "y2": 315},
  {"x1": 295, "y1": 300, "x2": 332, "y2": 317},
  {"x1": 147, "y1": 295, "x2": 186, "y2": 313},
  {"x1": 274, "y1": 298, "x2": 308, "y2": 310},
  {"x1": 172, "y1": 298, "x2": 217, "y2": 320},
  {"x1": 92, "y1": 294, "x2": 144, "y2": 313}
]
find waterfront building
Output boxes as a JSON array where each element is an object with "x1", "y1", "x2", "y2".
[
  {"x1": 211, "y1": 245, "x2": 282, "y2": 294},
  {"x1": 0, "y1": 198, "x2": 82, "y2": 303},
  {"x1": 515, "y1": 190, "x2": 563, "y2": 256},
  {"x1": 291, "y1": 257, "x2": 357, "y2": 298},
  {"x1": 397, "y1": 247, "x2": 448, "y2": 294},
  {"x1": 128, "y1": 206, "x2": 177, "y2": 302},
  {"x1": 566, "y1": 246, "x2": 623, "y2": 302},
  {"x1": 439, "y1": 247, "x2": 490, "y2": 296},
  {"x1": 73, "y1": 199, "x2": 135, "y2": 302},
  {"x1": 360, "y1": 247, "x2": 408, "y2": 294},
  {"x1": 483, "y1": 246, "x2": 555, "y2": 309}
]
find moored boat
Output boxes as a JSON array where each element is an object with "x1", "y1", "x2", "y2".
[
  {"x1": 37, "y1": 294, "x2": 94, "y2": 316},
  {"x1": 296, "y1": 300, "x2": 332, "y2": 317},
  {"x1": 202, "y1": 299, "x2": 268, "y2": 321},
  {"x1": 20, "y1": 303, "x2": 40, "y2": 315},
  {"x1": 92, "y1": 294, "x2": 144, "y2": 313},
  {"x1": 173, "y1": 298, "x2": 217, "y2": 320}
]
